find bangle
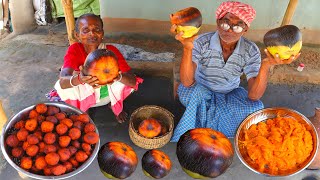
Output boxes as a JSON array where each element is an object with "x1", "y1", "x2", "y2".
[
  {"x1": 77, "y1": 73, "x2": 85, "y2": 85},
  {"x1": 114, "y1": 72, "x2": 122, "y2": 82},
  {"x1": 70, "y1": 74, "x2": 77, "y2": 87}
]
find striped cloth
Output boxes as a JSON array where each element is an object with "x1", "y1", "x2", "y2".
[
  {"x1": 216, "y1": 1, "x2": 256, "y2": 27},
  {"x1": 193, "y1": 32, "x2": 261, "y2": 94},
  {"x1": 54, "y1": 77, "x2": 143, "y2": 115},
  {"x1": 170, "y1": 83, "x2": 263, "y2": 142}
]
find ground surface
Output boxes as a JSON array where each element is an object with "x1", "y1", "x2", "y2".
[
  {"x1": 1, "y1": 77, "x2": 320, "y2": 180},
  {"x1": 0, "y1": 22, "x2": 319, "y2": 180}
]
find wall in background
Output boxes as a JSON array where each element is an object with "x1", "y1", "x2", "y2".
[{"x1": 100, "y1": 0, "x2": 320, "y2": 30}]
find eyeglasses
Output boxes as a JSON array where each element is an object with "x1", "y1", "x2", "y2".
[{"x1": 218, "y1": 19, "x2": 246, "y2": 33}]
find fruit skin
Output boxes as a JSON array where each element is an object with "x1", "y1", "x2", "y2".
[
  {"x1": 263, "y1": 25, "x2": 302, "y2": 59},
  {"x1": 82, "y1": 49, "x2": 119, "y2": 85},
  {"x1": 170, "y1": 7, "x2": 202, "y2": 38},
  {"x1": 142, "y1": 149, "x2": 172, "y2": 179},
  {"x1": 176, "y1": 128, "x2": 234, "y2": 178},
  {"x1": 170, "y1": 7, "x2": 202, "y2": 28},
  {"x1": 98, "y1": 142, "x2": 138, "y2": 179},
  {"x1": 83, "y1": 131, "x2": 99, "y2": 144},
  {"x1": 182, "y1": 167, "x2": 206, "y2": 179},
  {"x1": 138, "y1": 119, "x2": 162, "y2": 138},
  {"x1": 6, "y1": 134, "x2": 19, "y2": 147}
]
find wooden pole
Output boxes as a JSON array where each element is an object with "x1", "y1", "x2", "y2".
[
  {"x1": 281, "y1": 0, "x2": 299, "y2": 26},
  {"x1": 0, "y1": 100, "x2": 8, "y2": 134},
  {"x1": 2, "y1": 0, "x2": 9, "y2": 29},
  {"x1": 61, "y1": 0, "x2": 77, "y2": 45}
]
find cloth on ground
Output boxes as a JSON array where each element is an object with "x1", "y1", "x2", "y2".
[
  {"x1": 51, "y1": 0, "x2": 100, "y2": 18},
  {"x1": 171, "y1": 83, "x2": 264, "y2": 142}
]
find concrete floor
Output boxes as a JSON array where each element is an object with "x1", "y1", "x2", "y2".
[{"x1": 1, "y1": 76, "x2": 320, "y2": 180}]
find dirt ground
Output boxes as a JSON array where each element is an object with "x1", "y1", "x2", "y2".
[{"x1": 8, "y1": 25, "x2": 320, "y2": 85}]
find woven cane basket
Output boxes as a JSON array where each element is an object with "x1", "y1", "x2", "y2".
[{"x1": 129, "y1": 105, "x2": 174, "y2": 149}]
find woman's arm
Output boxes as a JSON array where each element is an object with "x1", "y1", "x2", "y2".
[
  {"x1": 105, "y1": 45, "x2": 137, "y2": 88},
  {"x1": 59, "y1": 67, "x2": 100, "y2": 89},
  {"x1": 247, "y1": 49, "x2": 301, "y2": 100},
  {"x1": 59, "y1": 68, "x2": 77, "y2": 89},
  {"x1": 114, "y1": 71, "x2": 136, "y2": 88}
]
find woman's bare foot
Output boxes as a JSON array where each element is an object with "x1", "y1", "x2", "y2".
[
  {"x1": 108, "y1": 103, "x2": 128, "y2": 123},
  {"x1": 116, "y1": 111, "x2": 128, "y2": 123}
]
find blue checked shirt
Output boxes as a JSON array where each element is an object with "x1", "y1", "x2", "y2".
[{"x1": 192, "y1": 32, "x2": 261, "y2": 93}]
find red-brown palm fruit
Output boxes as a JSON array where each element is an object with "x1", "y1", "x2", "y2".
[
  {"x1": 63, "y1": 161, "x2": 73, "y2": 172},
  {"x1": 58, "y1": 148, "x2": 71, "y2": 162},
  {"x1": 75, "y1": 150, "x2": 88, "y2": 163},
  {"x1": 41, "y1": 121, "x2": 54, "y2": 133},
  {"x1": 21, "y1": 157, "x2": 33, "y2": 170},
  {"x1": 60, "y1": 118, "x2": 73, "y2": 128},
  {"x1": 73, "y1": 121, "x2": 84, "y2": 131},
  {"x1": 56, "y1": 123, "x2": 68, "y2": 135},
  {"x1": 43, "y1": 166, "x2": 53, "y2": 176},
  {"x1": 29, "y1": 110, "x2": 39, "y2": 119},
  {"x1": 37, "y1": 115, "x2": 46, "y2": 123},
  {"x1": 142, "y1": 149, "x2": 172, "y2": 179},
  {"x1": 69, "y1": 157, "x2": 79, "y2": 168},
  {"x1": 83, "y1": 132, "x2": 99, "y2": 144},
  {"x1": 84, "y1": 123, "x2": 95, "y2": 133},
  {"x1": 69, "y1": 114, "x2": 78, "y2": 122},
  {"x1": 68, "y1": 128, "x2": 81, "y2": 140},
  {"x1": 52, "y1": 164, "x2": 67, "y2": 176},
  {"x1": 46, "y1": 106, "x2": 60, "y2": 116},
  {"x1": 33, "y1": 130, "x2": 43, "y2": 141},
  {"x1": 82, "y1": 49, "x2": 120, "y2": 85},
  {"x1": 11, "y1": 147, "x2": 24, "y2": 158},
  {"x1": 26, "y1": 145, "x2": 39, "y2": 157},
  {"x1": 77, "y1": 114, "x2": 90, "y2": 123},
  {"x1": 138, "y1": 119, "x2": 162, "y2": 138},
  {"x1": 35, "y1": 156, "x2": 47, "y2": 170},
  {"x1": 97, "y1": 142, "x2": 138, "y2": 179},
  {"x1": 27, "y1": 134, "x2": 39, "y2": 145},
  {"x1": 59, "y1": 136, "x2": 71, "y2": 148},
  {"x1": 17, "y1": 129, "x2": 29, "y2": 141},
  {"x1": 22, "y1": 141, "x2": 30, "y2": 151},
  {"x1": 35, "y1": 103, "x2": 48, "y2": 114},
  {"x1": 44, "y1": 133, "x2": 56, "y2": 144},
  {"x1": 6, "y1": 134, "x2": 19, "y2": 147},
  {"x1": 54, "y1": 112, "x2": 66, "y2": 120},
  {"x1": 25, "y1": 119, "x2": 38, "y2": 132},
  {"x1": 45, "y1": 152, "x2": 60, "y2": 166},
  {"x1": 82, "y1": 143, "x2": 91, "y2": 152},
  {"x1": 72, "y1": 140, "x2": 81, "y2": 149},
  {"x1": 46, "y1": 116, "x2": 58, "y2": 125},
  {"x1": 14, "y1": 121, "x2": 26, "y2": 130},
  {"x1": 68, "y1": 146, "x2": 77, "y2": 157},
  {"x1": 43, "y1": 144, "x2": 57, "y2": 154},
  {"x1": 38, "y1": 142, "x2": 46, "y2": 153}
]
